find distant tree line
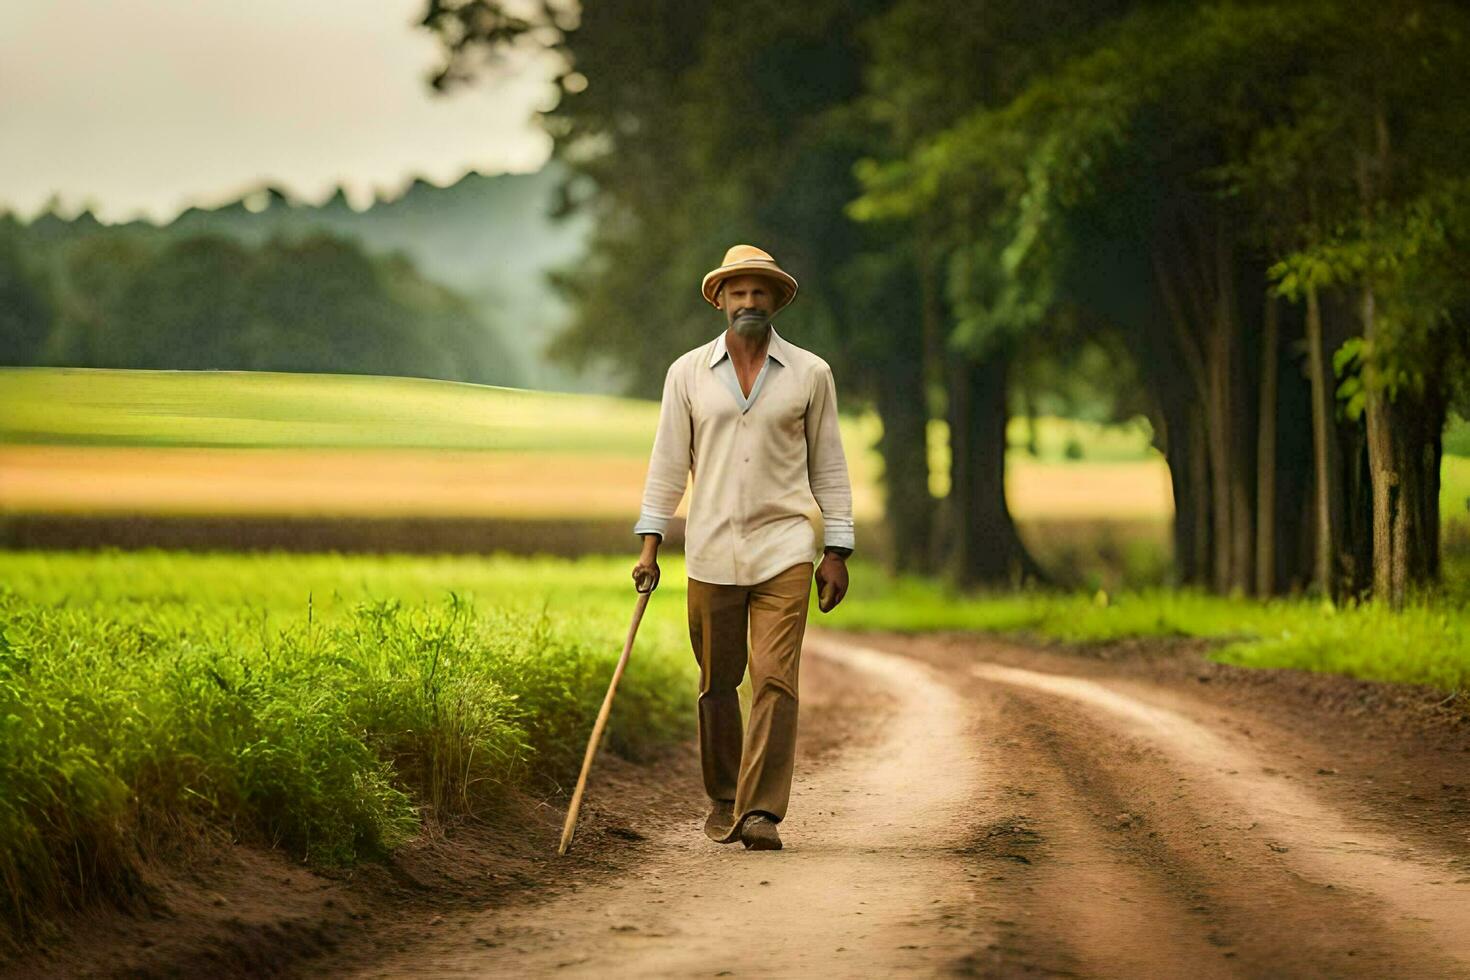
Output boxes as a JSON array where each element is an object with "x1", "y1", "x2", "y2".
[
  {"x1": 423, "y1": 0, "x2": 1470, "y2": 606},
  {"x1": 0, "y1": 216, "x2": 521, "y2": 387}
]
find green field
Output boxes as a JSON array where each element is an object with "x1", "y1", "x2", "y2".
[
  {"x1": 0, "y1": 367, "x2": 1157, "y2": 462},
  {"x1": 0, "y1": 367, "x2": 663, "y2": 453}
]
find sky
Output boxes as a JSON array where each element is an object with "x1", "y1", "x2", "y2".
[{"x1": 0, "y1": 1, "x2": 561, "y2": 224}]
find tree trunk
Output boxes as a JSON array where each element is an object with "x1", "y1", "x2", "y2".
[
  {"x1": 1304, "y1": 284, "x2": 1341, "y2": 601},
  {"x1": 1152, "y1": 363, "x2": 1211, "y2": 587},
  {"x1": 1187, "y1": 409, "x2": 1213, "y2": 587},
  {"x1": 1342, "y1": 418, "x2": 1376, "y2": 598},
  {"x1": 1205, "y1": 303, "x2": 1235, "y2": 593},
  {"x1": 1227, "y1": 267, "x2": 1262, "y2": 596},
  {"x1": 1154, "y1": 208, "x2": 1261, "y2": 595},
  {"x1": 944, "y1": 344, "x2": 1049, "y2": 588},
  {"x1": 873, "y1": 338, "x2": 935, "y2": 575},
  {"x1": 1355, "y1": 90, "x2": 1445, "y2": 605},
  {"x1": 1361, "y1": 287, "x2": 1446, "y2": 608},
  {"x1": 1201, "y1": 216, "x2": 1259, "y2": 595},
  {"x1": 1418, "y1": 384, "x2": 1447, "y2": 582},
  {"x1": 915, "y1": 225, "x2": 949, "y2": 570},
  {"x1": 1255, "y1": 292, "x2": 1279, "y2": 595},
  {"x1": 1268, "y1": 297, "x2": 1316, "y2": 595},
  {"x1": 1148, "y1": 235, "x2": 1216, "y2": 589}
]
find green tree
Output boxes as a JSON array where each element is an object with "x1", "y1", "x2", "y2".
[
  {"x1": 3, "y1": 218, "x2": 519, "y2": 387},
  {"x1": 422, "y1": 0, "x2": 949, "y2": 575},
  {"x1": 854, "y1": 0, "x2": 1470, "y2": 601},
  {"x1": 0, "y1": 217, "x2": 55, "y2": 365},
  {"x1": 423, "y1": 0, "x2": 1470, "y2": 600},
  {"x1": 110, "y1": 234, "x2": 258, "y2": 369}
]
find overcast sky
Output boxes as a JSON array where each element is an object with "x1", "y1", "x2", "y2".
[{"x1": 0, "y1": 1, "x2": 559, "y2": 224}]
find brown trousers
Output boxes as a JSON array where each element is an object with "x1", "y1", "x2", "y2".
[{"x1": 686, "y1": 560, "x2": 813, "y2": 826}]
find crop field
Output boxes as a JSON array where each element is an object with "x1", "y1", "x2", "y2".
[
  {"x1": 5, "y1": 369, "x2": 1463, "y2": 532},
  {"x1": 1, "y1": 367, "x2": 1176, "y2": 523},
  {"x1": 0, "y1": 367, "x2": 1462, "y2": 588}
]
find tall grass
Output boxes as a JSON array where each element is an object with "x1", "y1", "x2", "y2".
[{"x1": 0, "y1": 551, "x2": 696, "y2": 945}]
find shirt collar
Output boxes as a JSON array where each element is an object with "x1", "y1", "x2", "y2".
[{"x1": 708, "y1": 324, "x2": 789, "y2": 368}]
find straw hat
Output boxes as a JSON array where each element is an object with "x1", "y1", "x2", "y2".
[{"x1": 700, "y1": 244, "x2": 799, "y2": 312}]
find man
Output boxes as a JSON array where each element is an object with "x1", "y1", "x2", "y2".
[{"x1": 630, "y1": 243, "x2": 855, "y2": 852}]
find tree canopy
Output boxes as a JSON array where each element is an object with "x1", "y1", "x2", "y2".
[{"x1": 0, "y1": 218, "x2": 521, "y2": 387}]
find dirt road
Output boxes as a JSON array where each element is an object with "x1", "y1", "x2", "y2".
[
  {"x1": 326, "y1": 629, "x2": 1470, "y2": 979},
  {"x1": 13, "y1": 628, "x2": 1470, "y2": 979}
]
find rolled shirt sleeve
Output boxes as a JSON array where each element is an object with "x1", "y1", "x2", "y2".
[
  {"x1": 633, "y1": 361, "x2": 693, "y2": 540},
  {"x1": 805, "y1": 362, "x2": 855, "y2": 553}
]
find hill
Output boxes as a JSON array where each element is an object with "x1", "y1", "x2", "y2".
[{"x1": 17, "y1": 164, "x2": 601, "y2": 393}]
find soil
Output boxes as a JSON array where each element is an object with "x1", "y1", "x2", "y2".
[{"x1": 6, "y1": 628, "x2": 1469, "y2": 979}]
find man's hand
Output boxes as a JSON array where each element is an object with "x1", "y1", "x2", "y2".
[
  {"x1": 815, "y1": 550, "x2": 849, "y2": 612},
  {"x1": 632, "y1": 534, "x2": 662, "y2": 593}
]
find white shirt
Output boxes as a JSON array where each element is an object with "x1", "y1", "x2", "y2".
[{"x1": 634, "y1": 325, "x2": 856, "y2": 585}]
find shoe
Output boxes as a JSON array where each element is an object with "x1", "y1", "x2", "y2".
[
  {"x1": 704, "y1": 799, "x2": 736, "y2": 842},
  {"x1": 739, "y1": 813, "x2": 782, "y2": 851}
]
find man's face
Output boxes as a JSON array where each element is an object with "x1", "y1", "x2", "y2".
[{"x1": 718, "y1": 274, "x2": 780, "y2": 338}]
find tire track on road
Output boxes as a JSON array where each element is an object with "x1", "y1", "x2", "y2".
[
  {"x1": 342, "y1": 632, "x2": 988, "y2": 978},
  {"x1": 967, "y1": 661, "x2": 1470, "y2": 977}
]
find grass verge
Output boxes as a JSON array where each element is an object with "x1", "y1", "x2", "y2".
[{"x1": 832, "y1": 548, "x2": 1470, "y2": 692}]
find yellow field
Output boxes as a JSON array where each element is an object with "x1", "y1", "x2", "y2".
[
  {"x1": 0, "y1": 444, "x2": 1172, "y2": 522},
  {"x1": 0, "y1": 446, "x2": 661, "y2": 519}
]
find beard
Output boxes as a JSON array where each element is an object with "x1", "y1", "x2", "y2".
[{"x1": 732, "y1": 309, "x2": 771, "y2": 337}]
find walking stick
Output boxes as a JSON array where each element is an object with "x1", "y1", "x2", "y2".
[{"x1": 557, "y1": 576, "x2": 655, "y2": 856}]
